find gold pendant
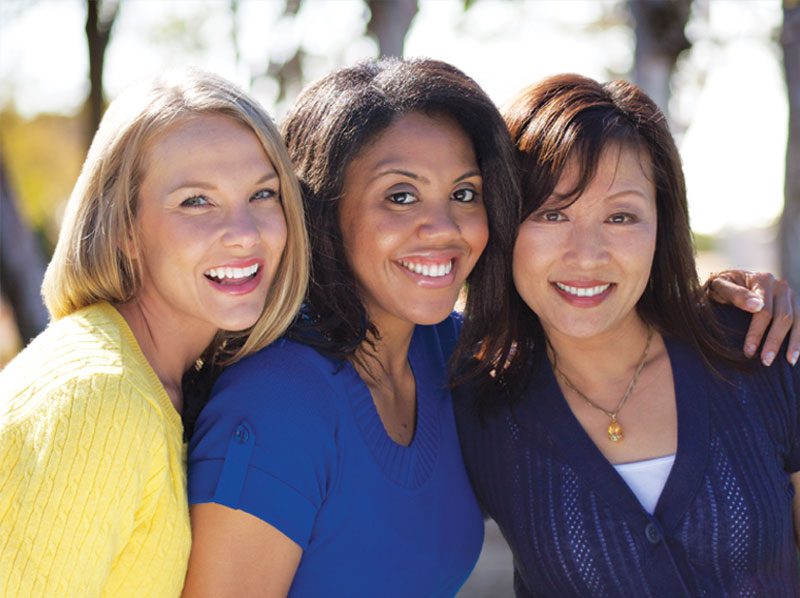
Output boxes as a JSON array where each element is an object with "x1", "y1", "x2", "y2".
[{"x1": 607, "y1": 418, "x2": 623, "y2": 442}]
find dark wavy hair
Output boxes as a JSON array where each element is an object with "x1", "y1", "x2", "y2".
[
  {"x1": 460, "y1": 73, "x2": 745, "y2": 404},
  {"x1": 282, "y1": 57, "x2": 520, "y2": 370}
]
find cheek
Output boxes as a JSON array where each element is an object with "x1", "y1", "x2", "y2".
[
  {"x1": 463, "y1": 209, "x2": 490, "y2": 257},
  {"x1": 259, "y1": 208, "x2": 289, "y2": 255},
  {"x1": 512, "y1": 226, "x2": 548, "y2": 305}
]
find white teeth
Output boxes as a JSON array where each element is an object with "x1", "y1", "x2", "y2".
[
  {"x1": 555, "y1": 282, "x2": 611, "y2": 297},
  {"x1": 399, "y1": 259, "x2": 453, "y2": 278},
  {"x1": 205, "y1": 263, "x2": 259, "y2": 280}
]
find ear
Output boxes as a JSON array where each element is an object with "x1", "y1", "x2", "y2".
[{"x1": 118, "y1": 220, "x2": 139, "y2": 261}]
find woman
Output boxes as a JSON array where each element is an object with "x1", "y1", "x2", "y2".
[
  {"x1": 0, "y1": 69, "x2": 308, "y2": 596},
  {"x1": 184, "y1": 59, "x2": 794, "y2": 597},
  {"x1": 454, "y1": 74, "x2": 800, "y2": 596},
  {"x1": 184, "y1": 58, "x2": 517, "y2": 597}
]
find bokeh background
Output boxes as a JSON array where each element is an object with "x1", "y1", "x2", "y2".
[{"x1": 1, "y1": 1, "x2": 798, "y2": 594}]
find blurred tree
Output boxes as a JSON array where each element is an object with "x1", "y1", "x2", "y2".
[
  {"x1": 780, "y1": 0, "x2": 799, "y2": 288},
  {"x1": 0, "y1": 150, "x2": 48, "y2": 343},
  {"x1": 629, "y1": 0, "x2": 693, "y2": 118},
  {"x1": 265, "y1": 0, "x2": 306, "y2": 107},
  {"x1": 366, "y1": 0, "x2": 418, "y2": 57},
  {"x1": 85, "y1": 0, "x2": 119, "y2": 146}
]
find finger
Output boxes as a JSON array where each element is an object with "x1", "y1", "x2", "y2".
[
  {"x1": 709, "y1": 276, "x2": 764, "y2": 312},
  {"x1": 758, "y1": 280, "x2": 792, "y2": 366},
  {"x1": 743, "y1": 279, "x2": 775, "y2": 358}
]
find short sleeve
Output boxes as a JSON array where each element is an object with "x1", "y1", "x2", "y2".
[{"x1": 187, "y1": 340, "x2": 339, "y2": 549}]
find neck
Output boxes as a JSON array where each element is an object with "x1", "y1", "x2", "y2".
[
  {"x1": 115, "y1": 298, "x2": 216, "y2": 413},
  {"x1": 545, "y1": 314, "x2": 652, "y2": 389},
  {"x1": 353, "y1": 314, "x2": 415, "y2": 383}
]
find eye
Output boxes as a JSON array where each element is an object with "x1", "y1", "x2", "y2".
[
  {"x1": 607, "y1": 213, "x2": 637, "y2": 224},
  {"x1": 180, "y1": 195, "x2": 211, "y2": 208},
  {"x1": 387, "y1": 191, "x2": 417, "y2": 205},
  {"x1": 535, "y1": 210, "x2": 566, "y2": 222},
  {"x1": 452, "y1": 188, "x2": 478, "y2": 203},
  {"x1": 252, "y1": 188, "x2": 278, "y2": 202}
]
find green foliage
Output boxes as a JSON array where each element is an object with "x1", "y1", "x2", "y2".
[
  {"x1": 0, "y1": 108, "x2": 84, "y2": 248},
  {"x1": 692, "y1": 231, "x2": 716, "y2": 253}
]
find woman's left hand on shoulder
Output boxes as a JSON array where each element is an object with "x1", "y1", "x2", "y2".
[{"x1": 705, "y1": 270, "x2": 799, "y2": 367}]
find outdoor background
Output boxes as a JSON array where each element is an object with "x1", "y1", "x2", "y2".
[{"x1": 1, "y1": 1, "x2": 798, "y2": 594}]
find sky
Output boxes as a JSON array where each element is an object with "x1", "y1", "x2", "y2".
[{"x1": 0, "y1": 0, "x2": 788, "y2": 237}]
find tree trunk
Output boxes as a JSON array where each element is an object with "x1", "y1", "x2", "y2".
[
  {"x1": 85, "y1": 0, "x2": 119, "y2": 146},
  {"x1": 629, "y1": 0, "x2": 693, "y2": 118},
  {"x1": 0, "y1": 151, "x2": 49, "y2": 343},
  {"x1": 366, "y1": 0, "x2": 418, "y2": 57},
  {"x1": 780, "y1": 0, "x2": 800, "y2": 289}
]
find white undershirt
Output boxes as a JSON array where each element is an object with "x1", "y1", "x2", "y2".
[{"x1": 612, "y1": 454, "x2": 676, "y2": 514}]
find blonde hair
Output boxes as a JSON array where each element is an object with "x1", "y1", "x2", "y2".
[{"x1": 42, "y1": 68, "x2": 309, "y2": 364}]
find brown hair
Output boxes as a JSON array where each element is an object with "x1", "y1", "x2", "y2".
[{"x1": 461, "y1": 73, "x2": 744, "y2": 402}]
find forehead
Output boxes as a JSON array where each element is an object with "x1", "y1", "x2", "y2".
[
  {"x1": 140, "y1": 113, "x2": 274, "y2": 181},
  {"x1": 557, "y1": 142, "x2": 653, "y2": 194},
  {"x1": 354, "y1": 112, "x2": 476, "y2": 166}
]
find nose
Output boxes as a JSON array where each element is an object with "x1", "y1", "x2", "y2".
[
  {"x1": 418, "y1": 201, "x2": 462, "y2": 243},
  {"x1": 563, "y1": 221, "x2": 610, "y2": 268},
  {"x1": 221, "y1": 205, "x2": 261, "y2": 248}
]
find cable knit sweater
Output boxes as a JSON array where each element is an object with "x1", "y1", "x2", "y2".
[{"x1": 0, "y1": 302, "x2": 190, "y2": 597}]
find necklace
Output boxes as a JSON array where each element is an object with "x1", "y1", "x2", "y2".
[{"x1": 553, "y1": 327, "x2": 654, "y2": 443}]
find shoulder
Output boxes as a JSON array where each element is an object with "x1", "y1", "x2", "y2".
[
  {"x1": 1, "y1": 303, "x2": 176, "y2": 436},
  {"x1": 193, "y1": 338, "x2": 341, "y2": 445}
]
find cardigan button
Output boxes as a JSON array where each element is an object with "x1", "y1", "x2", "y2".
[{"x1": 645, "y1": 523, "x2": 662, "y2": 544}]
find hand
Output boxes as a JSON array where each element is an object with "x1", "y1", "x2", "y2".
[{"x1": 705, "y1": 270, "x2": 799, "y2": 366}]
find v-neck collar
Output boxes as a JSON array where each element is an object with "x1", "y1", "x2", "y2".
[
  {"x1": 522, "y1": 335, "x2": 711, "y2": 530},
  {"x1": 344, "y1": 324, "x2": 443, "y2": 489}
]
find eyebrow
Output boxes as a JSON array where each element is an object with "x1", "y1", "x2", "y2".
[
  {"x1": 369, "y1": 167, "x2": 481, "y2": 186},
  {"x1": 168, "y1": 171, "x2": 278, "y2": 194}
]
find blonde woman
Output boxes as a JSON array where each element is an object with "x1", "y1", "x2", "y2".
[{"x1": 0, "y1": 69, "x2": 308, "y2": 597}]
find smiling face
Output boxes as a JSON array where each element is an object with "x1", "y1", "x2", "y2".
[
  {"x1": 133, "y1": 113, "x2": 287, "y2": 339},
  {"x1": 512, "y1": 143, "x2": 657, "y2": 343},
  {"x1": 338, "y1": 112, "x2": 489, "y2": 332}
]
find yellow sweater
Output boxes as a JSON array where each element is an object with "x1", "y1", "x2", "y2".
[{"x1": 0, "y1": 302, "x2": 190, "y2": 597}]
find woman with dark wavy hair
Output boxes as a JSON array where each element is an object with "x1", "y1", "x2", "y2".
[
  {"x1": 454, "y1": 74, "x2": 800, "y2": 596},
  {"x1": 183, "y1": 58, "x2": 518, "y2": 596}
]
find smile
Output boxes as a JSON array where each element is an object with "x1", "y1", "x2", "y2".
[
  {"x1": 554, "y1": 282, "x2": 611, "y2": 297},
  {"x1": 204, "y1": 263, "x2": 260, "y2": 283},
  {"x1": 399, "y1": 259, "x2": 453, "y2": 278}
]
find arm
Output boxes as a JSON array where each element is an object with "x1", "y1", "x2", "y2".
[
  {"x1": 183, "y1": 504, "x2": 301, "y2": 597},
  {"x1": 705, "y1": 270, "x2": 799, "y2": 366},
  {"x1": 1, "y1": 378, "x2": 168, "y2": 595}
]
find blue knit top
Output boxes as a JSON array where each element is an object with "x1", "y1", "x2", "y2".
[
  {"x1": 189, "y1": 317, "x2": 484, "y2": 597},
  {"x1": 454, "y1": 313, "x2": 800, "y2": 597}
]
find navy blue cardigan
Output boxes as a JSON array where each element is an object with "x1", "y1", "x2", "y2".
[{"x1": 455, "y1": 316, "x2": 800, "y2": 597}]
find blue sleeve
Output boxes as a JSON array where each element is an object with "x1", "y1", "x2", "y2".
[
  {"x1": 715, "y1": 305, "x2": 800, "y2": 473},
  {"x1": 187, "y1": 340, "x2": 338, "y2": 549}
]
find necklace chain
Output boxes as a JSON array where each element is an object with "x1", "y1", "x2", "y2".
[{"x1": 553, "y1": 327, "x2": 654, "y2": 442}]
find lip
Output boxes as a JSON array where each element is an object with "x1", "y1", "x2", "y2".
[
  {"x1": 204, "y1": 258, "x2": 265, "y2": 296},
  {"x1": 551, "y1": 280, "x2": 614, "y2": 307}
]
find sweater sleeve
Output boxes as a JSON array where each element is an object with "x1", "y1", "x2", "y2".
[
  {"x1": 188, "y1": 341, "x2": 338, "y2": 549},
  {"x1": 0, "y1": 373, "x2": 170, "y2": 596}
]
